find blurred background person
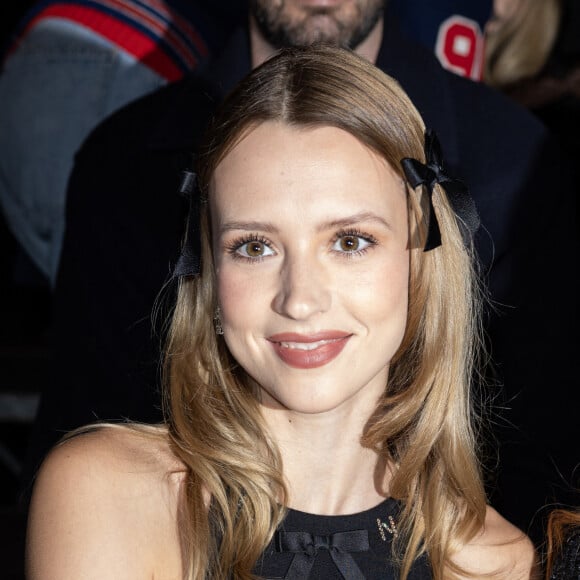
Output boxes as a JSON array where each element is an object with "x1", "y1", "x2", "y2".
[
  {"x1": 390, "y1": 0, "x2": 491, "y2": 80},
  {"x1": 484, "y1": 0, "x2": 580, "y2": 223},
  {"x1": 0, "y1": 0, "x2": 243, "y2": 286},
  {"x1": 545, "y1": 506, "x2": 580, "y2": 579},
  {"x1": 484, "y1": 0, "x2": 561, "y2": 90},
  {"x1": 0, "y1": 3, "x2": 236, "y2": 578}
]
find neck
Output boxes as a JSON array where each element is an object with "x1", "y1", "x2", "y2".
[
  {"x1": 262, "y1": 404, "x2": 391, "y2": 515},
  {"x1": 249, "y1": 15, "x2": 384, "y2": 68}
]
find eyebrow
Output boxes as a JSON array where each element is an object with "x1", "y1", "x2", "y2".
[
  {"x1": 219, "y1": 211, "x2": 392, "y2": 234},
  {"x1": 322, "y1": 211, "x2": 392, "y2": 232},
  {"x1": 219, "y1": 220, "x2": 278, "y2": 234}
]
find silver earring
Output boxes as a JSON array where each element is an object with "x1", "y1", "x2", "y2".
[{"x1": 214, "y1": 306, "x2": 224, "y2": 335}]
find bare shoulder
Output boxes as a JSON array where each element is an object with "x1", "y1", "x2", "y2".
[
  {"x1": 453, "y1": 506, "x2": 540, "y2": 579},
  {"x1": 26, "y1": 423, "x2": 186, "y2": 580}
]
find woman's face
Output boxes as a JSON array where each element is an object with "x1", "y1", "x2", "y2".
[
  {"x1": 486, "y1": 0, "x2": 521, "y2": 34},
  {"x1": 211, "y1": 121, "x2": 410, "y2": 415}
]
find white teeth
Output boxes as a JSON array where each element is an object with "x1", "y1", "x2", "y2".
[{"x1": 280, "y1": 340, "x2": 333, "y2": 351}]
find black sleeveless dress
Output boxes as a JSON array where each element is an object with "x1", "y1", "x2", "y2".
[{"x1": 253, "y1": 498, "x2": 432, "y2": 579}]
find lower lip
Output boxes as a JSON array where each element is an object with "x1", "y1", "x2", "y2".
[
  {"x1": 270, "y1": 337, "x2": 350, "y2": 369},
  {"x1": 299, "y1": 0, "x2": 342, "y2": 7}
]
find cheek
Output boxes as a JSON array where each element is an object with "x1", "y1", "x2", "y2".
[
  {"x1": 348, "y1": 255, "x2": 409, "y2": 331},
  {"x1": 217, "y1": 266, "x2": 267, "y2": 329}
]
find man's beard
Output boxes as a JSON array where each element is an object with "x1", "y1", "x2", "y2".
[{"x1": 249, "y1": 0, "x2": 385, "y2": 51}]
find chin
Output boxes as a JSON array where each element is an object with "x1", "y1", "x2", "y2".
[{"x1": 258, "y1": 378, "x2": 381, "y2": 417}]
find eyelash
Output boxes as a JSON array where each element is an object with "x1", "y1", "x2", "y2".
[
  {"x1": 225, "y1": 229, "x2": 378, "y2": 262},
  {"x1": 331, "y1": 229, "x2": 378, "y2": 258},
  {"x1": 225, "y1": 234, "x2": 275, "y2": 262}
]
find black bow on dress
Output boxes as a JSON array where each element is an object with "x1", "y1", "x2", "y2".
[{"x1": 276, "y1": 529, "x2": 370, "y2": 580}]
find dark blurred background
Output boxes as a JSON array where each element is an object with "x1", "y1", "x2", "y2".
[{"x1": 0, "y1": 3, "x2": 49, "y2": 579}]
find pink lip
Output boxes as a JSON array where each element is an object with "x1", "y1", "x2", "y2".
[
  {"x1": 299, "y1": 0, "x2": 342, "y2": 7},
  {"x1": 267, "y1": 331, "x2": 352, "y2": 369}
]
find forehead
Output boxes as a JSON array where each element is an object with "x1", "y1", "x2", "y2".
[{"x1": 210, "y1": 121, "x2": 406, "y2": 223}]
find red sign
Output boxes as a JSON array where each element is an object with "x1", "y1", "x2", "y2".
[{"x1": 435, "y1": 15, "x2": 485, "y2": 80}]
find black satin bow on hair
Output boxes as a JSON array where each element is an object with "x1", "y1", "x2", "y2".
[
  {"x1": 276, "y1": 529, "x2": 369, "y2": 580},
  {"x1": 173, "y1": 169, "x2": 202, "y2": 277},
  {"x1": 400, "y1": 129, "x2": 480, "y2": 251}
]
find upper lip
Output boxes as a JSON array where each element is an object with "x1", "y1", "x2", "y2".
[{"x1": 267, "y1": 331, "x2": 352, "y2": 343}]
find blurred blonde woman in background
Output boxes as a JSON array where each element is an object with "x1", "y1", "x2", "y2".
[{"x1": 484, "y1": 0, "x2": 561, "y2": 90}]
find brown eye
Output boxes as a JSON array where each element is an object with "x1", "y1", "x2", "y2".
[
  {"x1": 332, "y1": 232, "x2": 375, "y2": 255},
  {"x1": 235, "y1": 239, "x2": 275, "y2": 259},
  {"x1": 339, "y1": 236, "x2": 360, "y2": 252},
  {"x1": 246, "y1": 241, "x2": 266, "y2": 256}
]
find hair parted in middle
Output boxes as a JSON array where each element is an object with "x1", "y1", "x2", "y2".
[{"x1": 164, "y1": 44, "x2": 487, "y2": 580}]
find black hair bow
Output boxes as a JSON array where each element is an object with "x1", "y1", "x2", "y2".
[
  {"x1": 400, "y1": 129, "x2": 480, "y2": 251},
  {"x1": 173, "y1": 169, "x2": 202, "y2": 277}
]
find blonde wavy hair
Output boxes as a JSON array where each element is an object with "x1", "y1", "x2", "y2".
[
  {"x1": 484, "y1": 0, "x2": 561, "y2": 88},
  {"x1": 164, "y1": 44, "x2": 487, "y2": 579}
]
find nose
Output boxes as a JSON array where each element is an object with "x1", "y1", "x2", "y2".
[{"x1": 272, "y1": 253, "x2": 331, "y2": 320}]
